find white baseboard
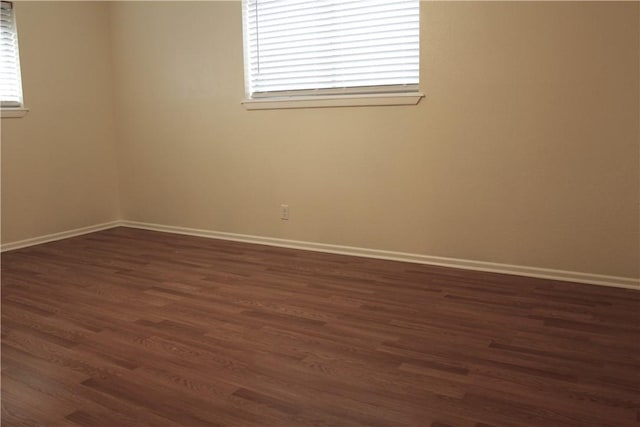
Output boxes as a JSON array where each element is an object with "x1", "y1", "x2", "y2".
[
  {"x1": 2, "y1": 219, "x2": 637, "y2": 290},
  {"x1": 0, "y1": 221, "x2": 121, "y2": 253},
  {"x1": 120, "y1": 220, "x2": 640, "y2": 291}
]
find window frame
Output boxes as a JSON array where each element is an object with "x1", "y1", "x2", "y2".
[{"x1": 241, "y1": 0, "x2": 424, "y2": 110}]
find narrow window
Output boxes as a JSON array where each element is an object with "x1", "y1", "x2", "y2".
[{"x1": 0, "y1": 1, "x2": 24, "y2": 109}]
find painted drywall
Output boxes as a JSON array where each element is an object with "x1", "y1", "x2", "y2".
[
  {"x1": 1, "y1": 1, "x2": 120, "y2": 243},
  {"x1": 108, "y1": 1, "x2": 639, "y2": 279},
  {"x1": 2, "y1": 1, "x2": 638, "y2": 281}
]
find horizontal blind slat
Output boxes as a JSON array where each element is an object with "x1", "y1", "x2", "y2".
[
  {"x1": 250, "y1": 41, "x2": 419, "y2": 59},
  {"x1": 251, "y1": 57, "x2": 419, "y2": 72},
  {"x1": 252, "y1": 22, "x2": 419, "y2": 42},
  {"x1": 250, "y1": 33, "x2": 419, "y2": 51},
  {"x1": 252, "y1": 78, "x2": 418, "y2": 92},
  {"x1": 250, "y1": 10, "x2": 417, "y2": 24},
  {"x1": 250, "y1": 69, "x2": 419, "y2": 79}
]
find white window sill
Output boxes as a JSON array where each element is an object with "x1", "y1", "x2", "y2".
[
  {"x1": 242, "y1": 92, "x2": 424, "y2": 110},
  {"x1": 1, "y1": 107, "x2": 29, "y2": 118}
]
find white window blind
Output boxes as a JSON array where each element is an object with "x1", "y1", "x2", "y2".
[
  {"x1": 243, "y1": 0, "x2": 420, "y2": 98},
  {"x1": 0, "y1": 1, "x2": 23, "y2": 108}
]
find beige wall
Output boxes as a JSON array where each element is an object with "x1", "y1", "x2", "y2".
[
  {"x1": 110, "y1": 1, "x2": 639, "y2": 279},
  {"x1": 1, "y1": 2, "x2": 120, "y2": 243},
  {"x1": 2, "y1": 2, "x2": 638, "y2": 280}
]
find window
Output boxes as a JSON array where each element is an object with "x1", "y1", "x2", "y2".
[
  {"x1": 1, "y1": 0, "x2": 25, "y2": 116},
  {"x1": 242, "y1": 0, "x2": 422, "y2": 109}
]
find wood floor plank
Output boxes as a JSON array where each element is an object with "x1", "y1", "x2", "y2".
[{"x1": 2, "y1": 227, "x2": 639, "y2": 427}]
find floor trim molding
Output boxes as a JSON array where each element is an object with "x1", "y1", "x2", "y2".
[
  {"x1": 0, "y1": 221, "x2": 121, "y2": 253},
  {"x1": 120, "y1": 220, "x2": 640, "y2": 291},
  {"x1": 2, "y1": 220, "x2": 637, "y2": 290}
]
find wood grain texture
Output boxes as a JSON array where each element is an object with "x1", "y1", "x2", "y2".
[{"x1": 1, "y1": 227, "x2": 639, "y2": 427}]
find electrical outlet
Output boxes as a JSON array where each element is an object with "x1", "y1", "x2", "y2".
[{"x1": 280, "y1": 204, "x2": 289, "y2": 220}]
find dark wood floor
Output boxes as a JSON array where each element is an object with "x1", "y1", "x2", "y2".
[{"x1": 1, "y1": 227, "x2": 639, "y2": 427}]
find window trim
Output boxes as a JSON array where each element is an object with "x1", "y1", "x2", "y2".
[
  {"x1": 241, "y1": 91, "x2": 423, "y2": 110},
  {"x1": 1, "y1": 107, "x2": 28, "y2": 118},
  {"x1": 241, "y1": 0, "x2": 421, "y2": 110}
]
